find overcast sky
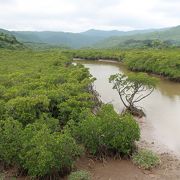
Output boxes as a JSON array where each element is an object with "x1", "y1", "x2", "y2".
[{"x1": 0, "y1": 0, "x2": 180, "y2": 32}]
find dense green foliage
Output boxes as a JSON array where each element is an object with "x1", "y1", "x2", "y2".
[
  {"x1": 71, "y1": 49, "x2": 180, "y2": 81},
  {"x1": 0, "y1": 119, "x2": 82, "y2": 177},
  {"x1": 0, "y1": 119, "x2": 22, "y2": 165},
  {"x1": 68, "y1": 49, "x2": 125, "y2": 61},
  {"x1": 0, "y1": 24, "x2": 179, "y2": 178},
  {"x1": 0, "y1": 50, "x2": 140, "y2": 178},
  {"x1": 0, "y1": 32, "x2": 24, "y2": 49},
  {"x1": 68, "y1": 170, "x2": 91, "y2": 180},
  {"x1": 117, "y1": 39, "x2": 173, "y2": 49},
  {"x1": 125, "y1": 50, "x2": 180, "y2": 81},
  {"x1": 132, "y1": 149, "x2": 160, "y2": 170},
  {"x1": 96, "y1": 39, "x2": 175, "y2": 49},
  {"x1": 68, "y1": 105, "x2": 140, "y2": 156},
  {"x1": 24, "y1": 42, "x2": 69, "y2": 50},
  {"x1": 0, "y1": 50, "x2": 94, "y2": 126},
  {"x1": 20, "y1": 122, "x2": 82, "y2": 177},
  {"x1": 0, "y1": 50, "x2": 94, "y2": 177}
]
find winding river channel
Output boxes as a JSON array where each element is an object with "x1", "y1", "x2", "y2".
[{"x1": 75, "y1": 59, "x2": 180, "y2": 155}]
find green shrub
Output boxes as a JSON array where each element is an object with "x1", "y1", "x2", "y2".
[
  {"x1": 74, "y1": 104, "x2": 140, "y2": 156},
  {"x1": 0, "y1": 50, "x2": 96, "y2": 178},
  {"x1": 20, "y1": 122, "x2": 82, "y2": 177},
  {"x1": 0, "y1": 100, "x2": 6, "y2": 120},
  {"x1": 68, "y1": 170, "x2": 91, "y2": 180},
  {"x1": 132, "y1": 149, "x2": 160, "y2": 169},
  {"x1": 6, "y1": 95, "x2": 49, "y2": 126},
  {"x1": 0, "y1": 119, "x2": 23, "y2": 165},
  {"x1": 35, "y1": 113, "x2": 60, "y2": 132}
]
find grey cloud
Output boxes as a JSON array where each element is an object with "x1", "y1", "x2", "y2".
[{"x1": 0, "y1": 0, "x2": 179, "y2": 32}]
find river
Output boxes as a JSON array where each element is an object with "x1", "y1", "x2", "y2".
[{"x1": 75, "y1": 60, "x2": 180, "y2": 155}]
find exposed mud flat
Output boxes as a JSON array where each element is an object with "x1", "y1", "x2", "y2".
[{"x1": 75, "y1": 153, "x2": 180, "y2": 180}]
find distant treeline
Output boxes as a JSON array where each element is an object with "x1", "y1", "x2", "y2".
[
  {"x1": 68, "y1": 48, "x2": 180, "y2": 82},
  {"x1": 66, "y1": 49, "x2": 126, "y2": 61},
  {"x1": 115, "y1": 39, "x2": 178, "y2": 49}
]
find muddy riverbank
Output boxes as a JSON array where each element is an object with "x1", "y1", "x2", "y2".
[
  {"x1": 74, "y1": 59, "x2": 180, "y2": 155},
  {"x1": 72, "y1": 59, "x2": 180, "y2": 179}
]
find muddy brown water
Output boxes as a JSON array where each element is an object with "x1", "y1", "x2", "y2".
[{"x1": 74, "y1": 60, "x2": 180, "y2": 155}]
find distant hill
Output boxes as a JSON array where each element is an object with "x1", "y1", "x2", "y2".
[
  {"x1": 81, "y1": 28, "x2": 161, "y2": 38},
  {"x1": 0, "y1": 28, "x2": 164, "y2": 49},
  {"x1": 0, "y1": 32, "x2": 25, "y2": 49},
  {"x1": 94, "y1": 26, "x2": 180, "y2": 48},
  {"x1": 10, "y1": 31, "x2": 105, "y2": 49},
  {"x1": 81, "y1": 29, "x2": 125, "y2": 37},
  {"x1": 0, "y1": 25, "x2": 179, "y2": 49},
  {"x1": 10, "y1": 28, "x2": 167, "y2": 48},
  {"x1": 0, "y1": 28, "x2": 12, "y2": 35}
]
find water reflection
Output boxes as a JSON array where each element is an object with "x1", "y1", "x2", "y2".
[{"x1": 156, "y1": 80, "x2": 180, "y2": 98}]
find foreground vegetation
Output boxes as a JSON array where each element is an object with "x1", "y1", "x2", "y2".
[
  {"x1": 67, "y1": 105, "x2": 140, "y2": 157},
  {"x1": 132, "y1": 149, "x2": 160, "y2": 170},
  {"x1": 0, "y1": 50, "x2": 140, "y2": 178},
  {"x1": 69, "y1": 48, "x2": 180, "y2": 81},
  {"x1": 68, "y1": 170, "x2": 91, "y2": 180}
]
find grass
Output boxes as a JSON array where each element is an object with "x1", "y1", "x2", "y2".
[
  {"x1": 0, "y1": 173, "x2": 5, "y2": 180},
  {"x1": 132, "y1": 149, "x2": 160, "y2": 170},
  {"x1": 68, "y1": 170, "x2": 91, "y2": 180}
]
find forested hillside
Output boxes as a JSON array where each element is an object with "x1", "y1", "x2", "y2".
[
  {"x1": 0, "y1": 29, "x2": 104, "y2": 48},
  {"x1": 11, "y1": 31, "x2": 105, "y2": 48},
  {"x1": 0, "y1": 32, "x2": 24, "y2": 49},
  {"x1": 81, "y1": 28, "x2": 159, "y2": 37},
  {"x1": 11, "y1": 25, "x2": 180, "y2": 49},
  {"x1": 10, "y1": 28, "x2": 162, "y2": 48},
  {"x1": 95, "y1": 26, "x2": 180, "y2": 48},
  {"x1": 0, "y1": 25, "x2": 179, "y2": 49}
]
